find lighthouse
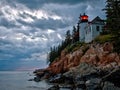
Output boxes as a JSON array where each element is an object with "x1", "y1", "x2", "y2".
[
  {"x1": 79, "y1": 13, "x2": 88, "y2": 42},
  {"x1": 79, "y1": 13, "x2": 105, "y2": 43}
]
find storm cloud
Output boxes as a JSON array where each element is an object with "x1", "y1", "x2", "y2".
[{"x1": 0, "y1": 0, "x2": 106, "y2": 70}]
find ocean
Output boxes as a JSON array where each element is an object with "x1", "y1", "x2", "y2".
[{"x1": 0, "y1": 71, "x2": 51, "y2": 90}]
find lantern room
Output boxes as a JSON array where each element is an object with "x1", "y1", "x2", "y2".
[{"x1": 80, "y1": 13, "x2": 88, "y2": 22}]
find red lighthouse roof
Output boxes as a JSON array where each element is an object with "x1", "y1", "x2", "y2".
[{"x1": 80, "y1": 13, "x2": 88, "y2": 22}]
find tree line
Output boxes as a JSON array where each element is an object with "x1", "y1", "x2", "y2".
[{"x1": 47, "y1": 23, "x2": 79, "y2": 64}]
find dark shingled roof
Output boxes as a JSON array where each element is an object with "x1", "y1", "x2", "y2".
[{"x1": 91, "y1": 16, "x2": 105, "y2": 24}]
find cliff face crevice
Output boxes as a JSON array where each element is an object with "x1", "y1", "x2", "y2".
[{"x1": 46, "y1": 42, "x2": 120, "y2": 75}]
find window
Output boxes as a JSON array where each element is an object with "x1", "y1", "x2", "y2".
[{"x1": 96, "y1": 26, "x2": 100, "y2": 31}]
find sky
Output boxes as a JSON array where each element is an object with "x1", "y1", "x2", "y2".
[{"x1": 0, "y1": 0, "x2": 106, "y2": 71}]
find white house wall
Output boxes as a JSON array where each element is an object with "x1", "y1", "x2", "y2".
[
  {"x1": 80, "y1": 24, "x2": 104, "y2": 43},
  {"x1": 92, "y1": 24, "x2": 103, "y2": 40}
]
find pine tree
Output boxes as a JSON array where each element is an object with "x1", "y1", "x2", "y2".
[
  {"x1": 104, "y1": 0, "x2": 120, "y2": 53},
  {"x1": 105, "y1": 0, "x2": 120, "y2": 35},
  {"x1": 72, "y1": 24, "x2": 79, "y2": 43},
  {"x1": 47, "y1": 47, "x2": 54, "y2": 63},
  {"x1": 47, "y1": 30, "x2": 72, "y2": 64},
  {"x1": 65, "y1": 30, "x2": 72, "y2": 44},
  {"x1": 76, "y1": 22, "x2": 80, "y2": 42},
  {"x1": 72, "y1": 26, "x2": 77, "y2": 43}
]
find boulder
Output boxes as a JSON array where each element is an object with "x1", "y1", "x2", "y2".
[
  {"x1": 33, "y1": 76, "x2": 41, "y2": 82},
  {"x1": 102, "y1": 67, "x2": 120, "y2": 87},
  {"x1": 103, "y1": 82, "x2": 120, "y2": 90},
  {"x1": 63, "y1": 63, "x2": 98, "y2": 79},
  {"x1": 85, "y1": 78, "x2": 101, "y2": 90},
  {"x1": 49, "y1": 74, "x2": 64, "y2": 83},
  {"x1": 103, "y1": 42, "x2": 113, "y2": 52}
]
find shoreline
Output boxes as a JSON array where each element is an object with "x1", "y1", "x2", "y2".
[
  {"x1": 33, "y1": 42, "x2": 120, "y2": 89},
  {"x1": 33, "y1": 63, "x2": 120, "y2": 90}
]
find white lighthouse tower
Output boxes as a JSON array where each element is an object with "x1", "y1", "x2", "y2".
[{"x1": 79, "y1": 13, "x2": 88, "y2": 42}]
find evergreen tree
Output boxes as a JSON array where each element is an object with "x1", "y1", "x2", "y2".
[
  {"x1": 104, "y1": 0, "x2": 120, "y2": 53},
  {"x1": 105, "y1": 0, "x2": 120, "y2": 36},
  {"x1": 76, "y1": 22, "x2": 80, "y2": 42},
  {"x1": 65, "y1": 30, "x2": 72, "y2": 44},
  {"x1": 47, "y1": 47, "x2": 54, "y2": 63},
  {"x1": 72, "y1": 24, "x2": 79, "y2": 43},
  {"x1": 72, "y1": 26, "x2": 77, "y2": 43},
  {"x1": 48, "y1": 30, "x2": 72, "y2": 64}
]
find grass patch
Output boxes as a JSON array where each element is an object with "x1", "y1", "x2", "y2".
[
  {"x1": 94, "y1": 34, "x2": 113, "y2": 43},
  {"x1": 66, "y1": 42, "x2": 85, "y2": 53}
]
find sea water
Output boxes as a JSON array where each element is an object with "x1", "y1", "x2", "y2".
[{"x1": 0, "y1": 71, "x2": 51, "y2": 90}]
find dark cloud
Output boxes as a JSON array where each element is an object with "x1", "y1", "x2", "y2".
[
  {"x1": 16, "y1": 0, "x2": 101, "y2": 6},
  {"x1": 0, "y1": 0, "x2": 106, "y2": 70},
  {"x1": 0, "y1": 17, "x2": 17, "y2": 28},
  {"x1": 32, "y1": 19, "x2": 70, "y2": 30}
]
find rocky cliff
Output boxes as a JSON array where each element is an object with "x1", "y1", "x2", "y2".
[
  {"x1": 43, "y1": 42, "x2": 120, "y2": 75},
  {"x1": 33, "y1": 42, "x2": 120, "y2": 89}
]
